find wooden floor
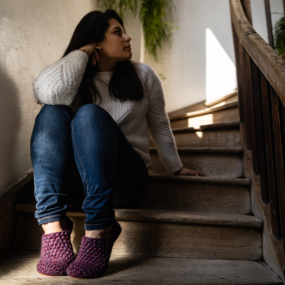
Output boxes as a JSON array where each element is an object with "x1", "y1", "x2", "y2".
[{"x1": 0, "y1": 250, "x2": 282, "y2": 285}]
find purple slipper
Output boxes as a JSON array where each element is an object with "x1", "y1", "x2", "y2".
[
  {"x1": 37, "y1": 229, "x2": 75, "y2": 276},
  {"x1": 66, "y1": 219, "x2": 122, "y2": 278}
]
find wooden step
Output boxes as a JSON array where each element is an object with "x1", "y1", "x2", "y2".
[
  {"x1": 15, "y1": 175, "x2": 251, "y2": 215},
  {"x1": 149, "y1": 147, "x2": 243, "y2": 178},
  {"x1": 138, "y1": 175, "x2": 251, "y2": 214},
  {"x1": 0, "y1": 250, "x2": 282, "y2": 285},
  {"x1": 14, "y1": 205, "x2": 262, "y2": 260},
  {"x1": 150, "y1": 121, "x2": 241, "y2": 148},
  {"x1": 170, "y1": 101, "x2": 239, "y2": 128}
]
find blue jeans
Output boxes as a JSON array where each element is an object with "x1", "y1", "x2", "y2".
[{"x1": 30, "y1": 104, "x2": 149, "y2": 230}]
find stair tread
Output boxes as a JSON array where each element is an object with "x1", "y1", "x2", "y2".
[
  {"x1": 149, "y1": 146, "x2": 243, "y2": 154},
  {"x1": 170, "y1": 101, "x2": 239, "y2": 121},
  {"x1": 0, "y1": 250, "x2": 281, "y2": 284},
  {"x1": 149, "y1": 174, "x2": 251, "y2": 186},
  {"x1": 172, "y1": 120, "x2": 240, "y2": 133},
  {"x1": 16, "y1": 204, "x2": 262, "y2": 228}
]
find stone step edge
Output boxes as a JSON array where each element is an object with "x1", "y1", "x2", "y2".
[
  {"x1": 171, "y1": 121, "x2": 240, "y2": 133},
  {"x1": 149, "y1": 174, "x2": 251, "y2": 186},
  {"x1": 149, "y1": 147, "x2": 243, "y2": 154},
  {"x1": 1, "y1": 250, "x2": 282, "y2": 284},
  {"x1": 16, "y1": 204, "x2": 263, "y2": 228},
  {"x1": 170, "y1": 101, "x2": 239, "y2": 122}
]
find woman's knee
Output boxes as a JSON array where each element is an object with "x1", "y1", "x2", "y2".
[
  {"x1": 73, "y1": 104, "x2": 109, "y2": 126},
  {"x1": 31, "y1": 105, "x2": 75, "y2": 150},
  {"x1": 76, "y1": 104, "x2": 105, "y2": 117},
  {"x1": 35, "y1": 105, "x2": 75, "y2": 126}
]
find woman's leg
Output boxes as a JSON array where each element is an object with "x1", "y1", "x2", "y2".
[
  {"x1": 31, "y1": 105, "x2": 79, "y2": 276},
  {"x1": 71, "y1": 104, "x2": 149, "y2": 233},
  {"x1": 67, "y1": 103, "x2": 149, "y2": 278},
  {"x1": 30, "y1": 104, "x2": 76, "y2": 231}
]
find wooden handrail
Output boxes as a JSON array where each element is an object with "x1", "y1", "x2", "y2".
[
  {"x1": 230, "y1": 0, "x2": 285, "y2": 106},
  {"x1": 231, "y1": 0, "x2": 285, "y2": 270}
]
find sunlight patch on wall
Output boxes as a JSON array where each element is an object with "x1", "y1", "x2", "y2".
[{"x1": 206, "y1": 28, "x2": 237, "y2": 101}]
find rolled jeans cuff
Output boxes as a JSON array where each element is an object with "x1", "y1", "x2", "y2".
[
  {"x1": 37, "y1": 214, "x2": 66, "y2": 226},
  {"x1": 84, "y1": 218, "x2": 115, "y2": 231}
]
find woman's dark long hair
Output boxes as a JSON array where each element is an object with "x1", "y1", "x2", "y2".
[{"x1": 62, "y1": 9, "x2": 145, "y2": 112}]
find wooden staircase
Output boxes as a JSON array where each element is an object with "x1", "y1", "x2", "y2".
[{"x1": 0, "y1": 96, "x2": 282, "y2": 284}]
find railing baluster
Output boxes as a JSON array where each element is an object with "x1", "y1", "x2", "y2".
[
  {"x1": 245, "y1": 53, "x2": 259, "y2": 173},
  {"x1": 264, "y1": 0, "x2": 275, "y2": 48},
  {"x1": 241, "y1": 0, "x2": 253, "y2": 24},
  {"x1": 231, "y1": 25, "x2": 244, "y2": 123},
  {"x1": 251, "y1": 62, "x2": 268, "y2": 199},
  {"x1": 271, "y1": 86, "x2": 285, "y2": 244},
  {"x1": 260, "y1": 75, "x2": 280, "y2": 238},
  {"x1": 239, "y1": 43, "x2": 252, "y2": 150}
]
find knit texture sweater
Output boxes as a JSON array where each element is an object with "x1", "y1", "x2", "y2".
[{"x1": 33, "y1": 50, "x2": 183, "y2": 173}]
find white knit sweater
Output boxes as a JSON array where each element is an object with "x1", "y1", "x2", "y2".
[{"x1": 33, "y1": 50, "x2": 183, "y2": 173}]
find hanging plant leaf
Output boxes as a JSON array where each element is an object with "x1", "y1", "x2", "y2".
[
  {"x1": 97, "y1": 0, "x2": 177, "y2": 61},
  {"x1": 274, "y1": 16, "x2": 285, "y2": 56}
]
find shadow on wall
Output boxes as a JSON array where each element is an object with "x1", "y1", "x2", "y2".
[{"x1": 0, "y1": 64, "x2": 21, "y2": 196}]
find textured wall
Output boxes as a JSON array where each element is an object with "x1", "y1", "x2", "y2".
[
  {"x1": 143, "y1": 0, "x2": 237, "y2": 113},
  {"x1": 143, "y1": 0, "x2": 283, "y2": 113},
  {"x1": 0, "y1": 0, "x2": 281, "y2": 198},
  {"x1": 0, "y1": 0, "x2": 97, "y2": 198}
]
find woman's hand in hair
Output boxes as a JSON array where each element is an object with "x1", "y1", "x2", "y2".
[
  {"x1": 78, "y1": 43, "x2": 100, "y2": 67},
  {"x1": 174, "y1": 167, "x2": 206, "y2": 177}
]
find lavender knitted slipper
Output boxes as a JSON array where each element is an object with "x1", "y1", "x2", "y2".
[
  {"x1": 37, "y1": 230, "x2": 75, "y2": 276},
  {"x1": 66, "y1": 219, "x2": 122, "y2": 279}
]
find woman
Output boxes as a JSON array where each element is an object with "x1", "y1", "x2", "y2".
[{"x1": 31, "y1": 9, "x2": 205, "y2": 279}]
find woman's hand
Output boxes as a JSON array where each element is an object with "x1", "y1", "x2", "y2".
[
  {"x1": 174, "y1": 167, "x2": 206, "y2": 177},
  {"x1": 78, "y1": 43, "x2": 100, "y2": 67}
]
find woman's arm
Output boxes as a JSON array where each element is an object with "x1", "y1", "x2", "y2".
[
  {"x1": 145, "y1": 65, "x2": 183, "y2": 174},
  {"x1": 33, "y1": 50, "x2": 89, "y2": 106}
]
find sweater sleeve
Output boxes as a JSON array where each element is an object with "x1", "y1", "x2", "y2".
[
  {"x1": 144, "y1": 64, "x2": 183, "y2": 173},
  {"x1": 32, "y1": 50, "x2": 89, "y2": 105}
]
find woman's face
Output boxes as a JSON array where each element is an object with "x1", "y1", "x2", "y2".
[{"x1": 97, "y1": 18, "x2": 132, "y2": 61}]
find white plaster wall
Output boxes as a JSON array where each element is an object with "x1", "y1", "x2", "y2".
[
  {"x1": 142, "y1": 0, "x2": 284, "y2": 113},
  {"x1": 123, "y1": 10, "x2": 142, "y2": 63},
  {"x1": 0, "y1": 0, "x2": 283, "y2": 198},
  {"x1": 0, "y1": 0, "x2": 97, "y2": 198},
  {"x1": 251, "y1": 0, "x2": 283, "y2": 44},
  {"x1": 143, "y1": 0, "x2": 237, "y2": 113}
]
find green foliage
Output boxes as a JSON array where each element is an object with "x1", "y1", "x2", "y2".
[
  {"x1": 274, "y1": 16, "x2": 285, "y2": 56},
  {"x1": 97, "y1": 0, "x2": 176, "y2": 61},
  {"x1": 97, "y1": 0, "x2": 140, "y2": 18}
]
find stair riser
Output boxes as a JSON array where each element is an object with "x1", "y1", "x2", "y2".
[
  {"x1": 150, "y1": 130, "x2": 241, "y2": 148},
  {"x1": 138, "y1": 181, "x2": 251, "y2": 214},
  {"x1": 170, "y1": 108, "x2": 239, "y2": 129},
  {"x1": 13, "y1": 214, "x2": 262, "y2": 261},
  {"x1": 149, "y1": 153, "x2": 243, "y2": 178}
]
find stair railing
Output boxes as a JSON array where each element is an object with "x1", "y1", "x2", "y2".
[{"x1": 230, "y1": 0, "x2": 285, "y2": 259}]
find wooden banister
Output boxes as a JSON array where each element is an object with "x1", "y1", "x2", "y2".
[
  {"x1": 230, "y1": 0, "x2": 285, "y2": 107},
  {"x1": 240, "y1": 0, "x2": 252, "y2": 25},
  {"x1": 231, "y1": 0, "x2": 285, "y2": 268}
]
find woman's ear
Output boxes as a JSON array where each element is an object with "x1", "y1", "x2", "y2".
[{"x1": 93, "y1": 42, "x2": 102, "y2": 50}]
